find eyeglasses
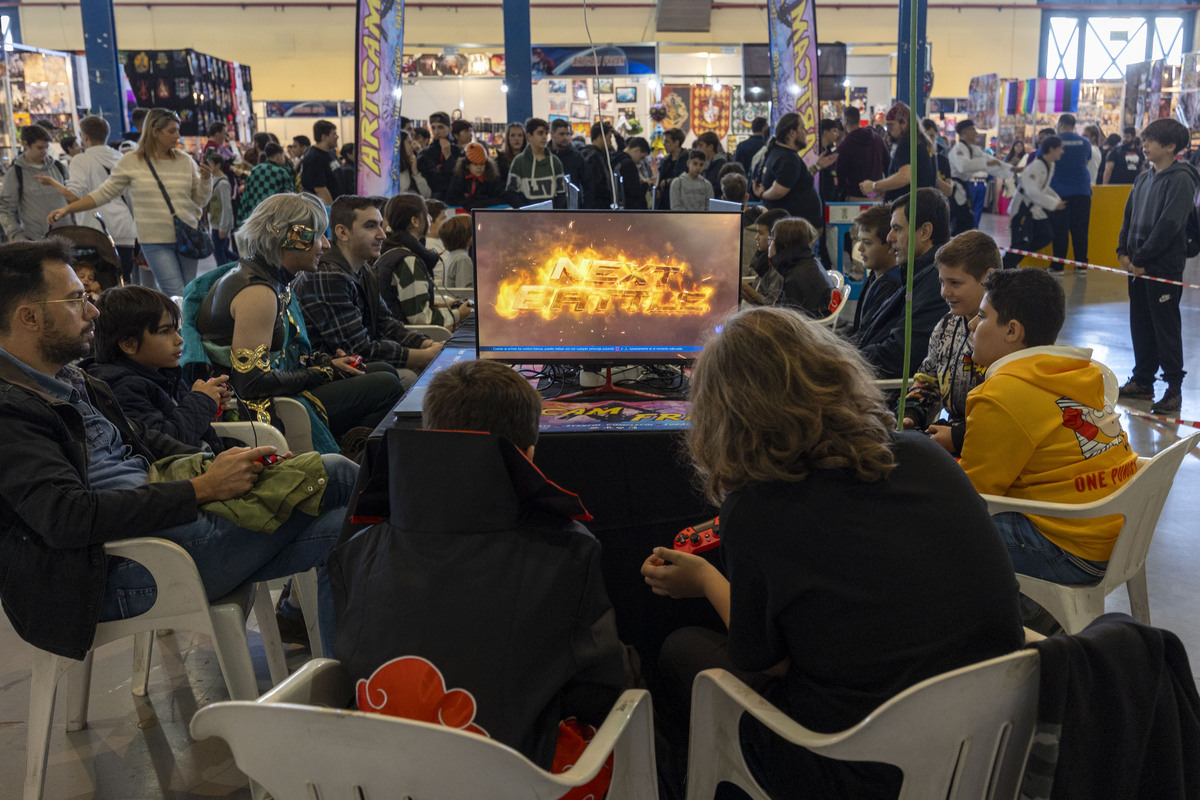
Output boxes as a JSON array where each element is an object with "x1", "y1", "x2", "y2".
[{"x1": 35, "y1": 296, "x2": 94, "y2": 313}]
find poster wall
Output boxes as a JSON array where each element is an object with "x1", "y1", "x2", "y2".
[
  {"x1": 766, "y1": 0, "x2": 819, "y2": 162},
  {"x1": 355, "y1": 0, "x2": 405, "y2": 196}
]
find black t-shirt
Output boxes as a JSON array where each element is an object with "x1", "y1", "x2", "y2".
[
  {"x1": 818, "y1": 144, "x2": 840, "y2": 203},
  {"x1": 722, "y1": 432, "x2": 1023, "y2": 737},
  {"x1": 884, "y1": 133, "x2": 937, "y2": 202},
  {"x1": 761, "y1": 143, "x2": 823, "y2": 228},
  {"x1": 300, "y1": 146, "x2": 342, "y2": 200},
  {"x1": 1106, "y1": 142, "x2": 1144, "y2": 185}
]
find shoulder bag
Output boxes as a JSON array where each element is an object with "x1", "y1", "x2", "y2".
[{"x1": 145, "y1": 157, "x2": 214, "y2": 259}]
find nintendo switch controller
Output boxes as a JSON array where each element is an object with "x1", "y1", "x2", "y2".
[
  {"x1": 255, "y1": 454, "x2": 285, "y2": 465},
  {"x1": 347, "y1": 355, "x2": 364, "y2": 370},
  {"x1": 674, "y1": 516, "x2": 721, "y2": 554}
]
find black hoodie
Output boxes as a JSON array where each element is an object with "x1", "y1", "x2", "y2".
[
  {"x1": 771, "y1": 244, "x2": 833, "y2": 319},
  {"x1": 610, "y1": 150, "x2": 647, "y2": 209},
  {"x1": 1117, "y1": 159, "x2": 1200, "y2": 278},
  {"x1": 85, "y1": 358, "x2": 226, "y2": 454}
]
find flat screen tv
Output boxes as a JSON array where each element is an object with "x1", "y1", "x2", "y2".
[{"x1": 472, "y1": 209, "x2": 742, "y2": 363}]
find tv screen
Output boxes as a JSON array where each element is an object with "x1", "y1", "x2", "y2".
[{"x1": 472, "y1": 209, "x2": 742, "y2": 363}]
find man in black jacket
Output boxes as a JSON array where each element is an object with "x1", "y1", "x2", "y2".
[
  {"x1": 0, "y1": 238, "x2": 356, "y2": 660},
  {"x1": 549, "y1": 118, "x2": 585, "y2": 190},
  {"x1": 852, "y1": 188, "x2": 952, "y2": 378},
  {"x1": 416, "y1": 111, "x2": 463, "y2": 201}
]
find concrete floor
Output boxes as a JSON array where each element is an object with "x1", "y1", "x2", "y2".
[{"x1": 2, "y1": 214, "x2": 1199, "y2": 798}]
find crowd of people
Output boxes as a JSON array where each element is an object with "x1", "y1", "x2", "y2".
[{"x1": 0, "y1": 99, "x2": 1196, "y2": 798}]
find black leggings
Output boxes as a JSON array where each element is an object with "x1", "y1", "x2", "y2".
[{"x1": 307, "y1": 362, "x2": 405, "y2": 437}]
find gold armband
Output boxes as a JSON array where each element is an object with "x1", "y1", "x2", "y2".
[{"x1": 231, "y1": 345, "x2": 271, "y2": 373}]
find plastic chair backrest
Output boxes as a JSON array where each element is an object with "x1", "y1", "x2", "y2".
[
  {"x1": 816, "y1": 270, "x2": 851, "y2": 328},
  {"x1": 687, "y1": 650, "x2": 1039, "y2": 800},
  {"x1": 983, "y1": 431, "x2": 1198, "y2": 595},
  {"x1": 192, "y1": 658, "x2": 659, "y2": 800},
  {"x1": 1096, "y1": 432, "x2": 1197, "y2": 592}
]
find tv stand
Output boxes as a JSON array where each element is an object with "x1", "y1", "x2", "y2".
[{"x1": 556, "y1": 364, "x2": 665, "y2": 401}]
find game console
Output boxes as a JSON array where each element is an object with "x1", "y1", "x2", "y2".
[{"x1": 674, "y1": 516, "x2": 721, "y2": 554}]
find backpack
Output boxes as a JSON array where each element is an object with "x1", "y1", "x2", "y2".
[
  {"x1": 1186, "y1": 204, "x2": 1200, "y2": 259},
  {"x1": 1185, "y1": 166, "x2": 1200, "y2": 258}
]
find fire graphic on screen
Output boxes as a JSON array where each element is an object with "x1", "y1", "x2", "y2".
[{"x1": 494, "y1": 246, "x2": 715, "y2": 320}]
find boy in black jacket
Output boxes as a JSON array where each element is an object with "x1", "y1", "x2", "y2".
[
  {"x1": 1116, "y1": 118, "x2": 1199, "y2": 415},
  {"x1": 88, "y1": 285, "x2": 229, "y2": 453},
  {"x1": 331, "y1": 359, "x2": 637, "y2": 769}
]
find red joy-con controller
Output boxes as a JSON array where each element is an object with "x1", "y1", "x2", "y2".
[
  {"x1": 346, "y1": 355, "x2": 364, "y2": 370},
  {"x1": 255, "y1": 454, "x2": 284, "y2": 465},
  {"x1": 674, "y1": 516, "x2": 721, "y2": 554}
]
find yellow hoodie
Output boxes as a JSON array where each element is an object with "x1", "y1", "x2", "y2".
[{"x1": 960, "y1": 346, "x2": 1138, "y2": 561}]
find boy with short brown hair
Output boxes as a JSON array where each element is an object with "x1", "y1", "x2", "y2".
[{"x1": 903, "y1": 230, "x2": 1000, "y2": 454}]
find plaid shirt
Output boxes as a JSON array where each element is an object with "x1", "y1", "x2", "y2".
[
  {"x1": 294, "y1": 246, "x2": 429, "y2": 369},
  {"x1": 237, "y1": 162, "x2": 295, "y2": 226}
]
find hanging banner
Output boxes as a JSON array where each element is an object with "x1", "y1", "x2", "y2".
[
  {"x1": 690, "y1": 85, "x2": 733, "y2": 137},
  {"x1": 531, "y1": 45, "x2": 657, "y2": 77},
  {"x1": 766, "y1": 0, "x2": 819, "y2": 162},
  {"x1": 355, "y1": 0, "x2": 405, "y2": 196}
]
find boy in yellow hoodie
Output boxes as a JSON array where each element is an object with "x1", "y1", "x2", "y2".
[{"x1": 960, "y1": 268, "x2": 1138, "y2": 605}]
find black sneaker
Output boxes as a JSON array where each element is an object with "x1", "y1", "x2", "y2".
[
  {"x1": 1151, "y1": 387, "x2": 1182, "y2": 415},
  {"x1": 1048, "y1": 264, "x2": 1064, "y2": 273},
  {"x1": 1118, "y1": 379, "x2": 1154, "y2": 400}
]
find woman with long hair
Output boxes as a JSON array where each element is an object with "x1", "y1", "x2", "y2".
[
  {"x1": 642, "y1": 307, "x2": 1023, "y2": 799},
  {"x1": 497, "y1": 123, "x2": 526, "y2": 182},
  {"x1": 372, "y1": 193, "x2": 470, "y2": 331},
  {"x1": 193, "y1": 192, "x2": 405, "y2": 450},
  {"x1": 50, "y1": 108, "x2": 214, "y2": 297},
  {"x1": 398, "y1": 130, "x2": 431, "y2": 198}
]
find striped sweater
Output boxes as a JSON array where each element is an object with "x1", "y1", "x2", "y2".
[{"x1": 88, "y1": 151, "x2": 213, "y2": 244}]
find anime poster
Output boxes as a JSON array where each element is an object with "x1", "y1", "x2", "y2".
[
  {"x1": 730, "y1": 87, "x2": 770, "y2": 135},
  {"x1": 660, "y1": 85, "x2": 691, "y2": 135},
  {"x1": 355, "y1": 0, "x2": 405, "y2": 196},
  {"x1": 690, "y1": 84, "x2": 732, "y2": 137},
  {"x1": 967, "y1": 73, "x2": 1000, "y2": 130},
  {"x1": 766, "y1": 0, "x2": 819, "y2": 162}
]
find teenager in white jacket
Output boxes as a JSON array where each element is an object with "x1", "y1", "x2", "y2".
[
  {"x1": 1001, "y1": 135, "x2": 1066, "y2": 269},
  {"x1": 948, "y1": 119, "x2": 1011, "y2": 232},
  {"x1": 41, "y1": 115, "x2": 141, "y2": 284}
]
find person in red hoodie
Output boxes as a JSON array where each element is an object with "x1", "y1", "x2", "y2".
[
  {"x1": 446, "y1": 142, "x2": 506, "y2": 210},
  {"x1": 836, "y1": 105, "x2": 890, "y2": 201}
]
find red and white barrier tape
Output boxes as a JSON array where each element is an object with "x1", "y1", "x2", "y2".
[
  {"x1": 1121, "y1": 407, "x2": 1200, "y2": 430},
  {"x1": 1000, "y1": 247, "x2": 1200, "y2": 292}
]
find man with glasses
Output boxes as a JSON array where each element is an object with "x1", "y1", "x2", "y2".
[{"x1": 0, "y1": 238, "x2": 353, "y2": 660}]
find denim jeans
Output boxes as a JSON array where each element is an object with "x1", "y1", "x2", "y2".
[
  {"x1": 140, "y1": 242, "x2": 199, "y2": 298},
  {"x1": 99, "y1": 453, "x2": 358, "y2": 655},
  {"x1": 211, "y1": 229, "x2": 236, "y2": 267},
  {"x1": 991, "y1": 511, "x2": 1107, "y2": 585}
]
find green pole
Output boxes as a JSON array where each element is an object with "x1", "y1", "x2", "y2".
[{"x1": 895, "y1": 4, "x2": 918, "y2": 430}]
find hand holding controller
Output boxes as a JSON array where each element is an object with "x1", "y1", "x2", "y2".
[
  {"x1": 346, "y1": 355, "x2": 364, "y2": 370},
  {"x1": 674, "y1": 516, "x2": 721, "y2": 554},
  {"x1": 255, "y1": 454, "x2": 285, "y2": 465}
]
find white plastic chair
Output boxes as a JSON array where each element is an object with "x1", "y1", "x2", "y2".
[
  {"x1": 24, "y1": 537, "x2": 282, "y2": 800},
  {"x1": 209, "y1": 418, "x2": 324, "y2": 663},
  {"x1": 981, "y1": 431, "x2": 1199, "y2": 635},
  {"x1": 271, "y1": 396, "x2": 316, "y2": 454},
  {"x1": 191, "y1": 658, "x2": 660, "y2": 800},
  {"x1": 816, "y1": 270, "x2": 851, "y2": 329},
  {"x1": 685, "y1": 650, "x2": 1039, "y2": 800}
]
